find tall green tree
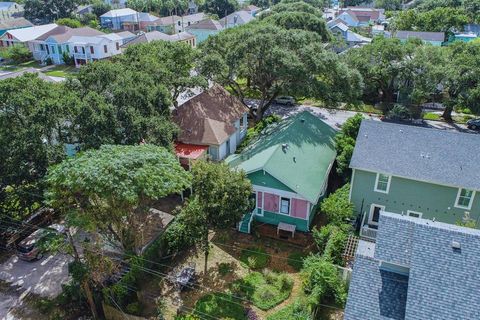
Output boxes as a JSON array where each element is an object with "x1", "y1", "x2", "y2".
[
  {"x1": 200, "y1": 23, "x2": 361, "y2": 121},
  {"x1": 200, "y1": 0, "x2": 238, "y2": 18},
  {"x1": 46, "y1": 144, "x2": 192, "y2": 251},
  {"x1": 334, "y1": 114, "x2": 362, "y2": 180},
  {"x1": 392, "y1": 7, "x2": 469, "y2": 33},
  {"x1": 120, "y1": 41, "x2": 208, "y2": 108},
  {"x1": 24, "y1": 0, "x2": 79, "y2": 23},
  {"x1": 178, "y1": 161, "x2": 252, "y2": 274}
]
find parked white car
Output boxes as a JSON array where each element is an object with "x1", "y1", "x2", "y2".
[{"x1": 275, "y1": 96, "x2": 296, "y2": 106}]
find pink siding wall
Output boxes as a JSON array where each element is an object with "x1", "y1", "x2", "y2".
[
  {"x1": 291, "y1": 199, "x2": 308, "y2": 219},
  {"x1": 257, "y1": 192, "x2": 263, "y2": 208},
  {"x1": 264, "y1": 193, "x2": 279, "y2": 213}
]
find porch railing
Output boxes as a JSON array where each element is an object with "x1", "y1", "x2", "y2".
[{"x1": 359, "y1": 211, "x2": 378, "y2": 241}]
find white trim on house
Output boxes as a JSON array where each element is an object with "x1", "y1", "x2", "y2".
[
  {"x1": 368, "y1": 204, "x2": 385, "y2": 226},
  {"x1": 349, "y1": 168, "x2": 356, "y2": 202},
  {"x1": 407, "y1": 210, "x2": 423, "y2": 218},
  {"x1": 252, "y1": 184, "x2": 309, "y2": 221},
  {"x1": 279, "y1": 197, "x2": 291, "y2": 215},
  {"x1": 374, "y1": 173, "x2": 391, "y2": 194},
  {"x1": 352, "y1": 167, "x2": 480, "y2": 193},
  {"x1": 454, "y1": 188, "x2": 476, "y2": 210}
]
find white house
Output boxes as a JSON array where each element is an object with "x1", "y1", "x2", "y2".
[{"x1": 0, "y1": 23, "x2": 57, "y2": 49}]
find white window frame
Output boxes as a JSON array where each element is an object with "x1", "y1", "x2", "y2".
[
  {"x1": 407, "y1": 210, "x2": 422, "y2": 218},
  {"x1": 279, "y1": 197, "x2": 291, "y2": 215},
  {"x1": 368, "y1": 204, "x2": 385, "y2": 226},
  {"x1": 374, "y1": 173, "x2": 391, "y2": 194},
  {"x1": 454, "y1": 188, "x2": 476, "y2": 210}
]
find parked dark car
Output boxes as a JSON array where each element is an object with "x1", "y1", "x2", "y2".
[
  {"x1": 16, "y1": 224, "x2": 66, "y2": 261},
  {"x1": 467, "y1": 118, "x2": 480, "y2": 130}
]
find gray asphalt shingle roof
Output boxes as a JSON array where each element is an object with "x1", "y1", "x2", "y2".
[
  {"x1": 346, "y1": 212, "x2": 480, "y2": 320},
  {"x1": 395, "y1": 30, "x2": 445, "y2": 42},
  {"x1": 350, "y1": 120, "x2": 480, "y2": 191}
]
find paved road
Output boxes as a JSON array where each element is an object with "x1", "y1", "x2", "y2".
[
  {"x1": 246, "y1": 99, "x2": 475, "y2": 133},
  {"x1": 0, "y1": 252, "x2": 72, "y2": 299}
]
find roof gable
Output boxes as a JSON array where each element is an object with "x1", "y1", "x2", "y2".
[
  {"x1": 226, "y1": 111, "x2": 337, "y2": 203},
  {"x1": 173, "y1": 85, "x2": 249, "y2": 146},
  {"x1": 350, "y1": 120, "x2": 480, "y2": 191}
]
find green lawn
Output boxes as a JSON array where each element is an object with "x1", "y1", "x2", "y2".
[
  {"x1": 194, "y1": 293, "x2": 246, "y2": 320},
  {"x1": 44, "y1": 65, "x2": 78, "y2": 77},
  {"x1": 232, "y1": 271, "x2": 293, "y2": 311},
  {"x1": 0, "y1": 60, "x2": 42, "y2": 72},
  {"x1": 423, "y1": 112, "x2": 441, "y2": 121},
  {"x1": 240, "y1": 247, "x2": 270, "y2": 270}
]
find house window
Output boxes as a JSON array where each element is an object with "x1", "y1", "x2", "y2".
[
  {"x1": 58, "y1": 45, "x2": 62, "y2": 53},
  {"x1": 374, "y1": 173, "x2": 391, "y2": 193},
  {"x1": 90, "y1": 46, "x2": 94, "y2": 54},
  {"x1": 81, "y1": 47, "x2": 85, "y2": 54},
  {"x1": 116, "y1": 42, "x2": 119, "y2": 50},
  {"x1": 280, "y1": 197, "x2": 290, "y2": 215},
  {"x1": 66, "y1": 45, "x2": 70, "y2": 53},
  {"x1": 104, "y1": 44, "x2": 108, "y2": 53},
  {"x1": 178, "y1": 21, "x2": 181, "y2": 26},
  {"x1": 240, "y1": 114, "x2": 246, "y2": 129},
  {"x1": 74, "y1": 46, "x2": 78, "y2": 53},
  {"x1": 455, "y1": 188, "x2": 475, "y2": 209},
  {"x1": 407, "y1": 210, "x2": 422, "y2": 218},
  {"x1": 368, "y1": 204, "x2": 385, "y2": 226}
]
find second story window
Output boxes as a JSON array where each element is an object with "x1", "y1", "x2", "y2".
[
  {"x1": 374, "y1": 173, "x2": 391, "y2": 193},
  {"x1": 455, "y1": 188, "x2": 475, "y2": 209},
  {"x1": 104, "y1": 45, "x2": 108, "y2": 53}
]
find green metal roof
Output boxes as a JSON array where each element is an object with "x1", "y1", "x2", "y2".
[{"x1": 226, "y1": 111, "x2": 337, "y2": 204}]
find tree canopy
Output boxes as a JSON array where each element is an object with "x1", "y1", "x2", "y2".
[
  {"x1": 46, "y1": 144, "x2": 192, "y2": 250},
  {"x1": 392, "y1": 7, "x2": 469, "y2": 33},
  {"x1": 200, "y1": 0, "x2": 238, "y2": 18},
  {"x1": 199, "y1": 23, "x2": 362, "y2": 121},
  {"x1": 24, "y1": 0, "x2": 79, "y2": 23}
]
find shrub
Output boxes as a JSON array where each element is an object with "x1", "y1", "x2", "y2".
[
  {"x1": 246, "y1": 307, "x2": 259, "y2": 320},
  {"x1": 62, "y1": 51, "x2": 75, "y2": 66},
  {"x1": 334, "y1": 114, "x2": 362, "y2": 180},
  {"x1": 313, "y1": 224, "x2": 350, "y2": 265},
  {"x1": 237, "y1": 114, "x2": 281, "y2": 152},
  {"x1": 233, "y1": 271, "x2": 293, "y2": 310},
  {"x1": 1, "y1": 45, "x2": 32, "y2": 63},
  {"x1": 218, "y1": 262, "x2": 234, "y2": 276},
  {"x1": 126, "y1": 302, "x2": 141, "y2": 315},
  {"x1": 320, "y1": 184, "x2": 354, "y2": 226},
  {"x1": 301, "y1": 255, "x2": 347, "y2": 308},
  {"x1": 287, "y1": 251, "x2": 307, "y2": 271},
  {"x1": 194, "y1": 293, "x2": 246, "y2": 319},
  {"x1": 388, "y1": 105, "x2": 411, "y2": 120},
  {"x1": 240, "y1": 247, "x2": 270, "y2": 269},
  {"x1": 56, "y1": 18, "x2": 82, "y2": 28},
  {"x1": 266, "y1": 300, "x2": 312, "y2": 320}
]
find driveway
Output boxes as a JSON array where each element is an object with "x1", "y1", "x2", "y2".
[{"x1": 0, "y1": 252, "x2": 72, "y2": 299}]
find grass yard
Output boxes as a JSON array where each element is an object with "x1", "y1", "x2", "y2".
[
  {"x1": 423, "y1": 112, "x2": 441, "y2": 121},
  {"x1": 0, "y1": 60, "x2": 42, "y2": 72},
  {"x1": 193, "y1": 293, "x2": 246, "y2": 320},
  {"x1": 232, "y1": 271, "x2": 293, "y2": 311},
  {"x1": 44, "y1": 65, "x2": 77, "y2": 77},
  {"x1": 240, "y1": 247, "x2": 270, "y2": 270}
]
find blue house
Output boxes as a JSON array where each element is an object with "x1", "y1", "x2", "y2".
[
  {"x1": 345, "y1": 211, "x2": 480, "y2": 320},
  {"x1": 185, "y1": 18, "x2": 223, "y2": 44}
]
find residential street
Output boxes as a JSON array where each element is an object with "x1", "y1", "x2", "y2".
[{"x1": 245, "y1": 99, "x2": 474, "y2": 133}]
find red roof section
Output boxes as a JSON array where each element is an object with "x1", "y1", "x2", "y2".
[{"x1": 175, "y1": 143, "x2": 208, "y2": 160}]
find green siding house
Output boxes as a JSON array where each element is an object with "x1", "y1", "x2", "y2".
[
  {"x1": 226, "y1": 111, "x2": 337, "y2": 234},
  {"x1": 349, "y1": 120, "x2": 480, "y2": 240}
]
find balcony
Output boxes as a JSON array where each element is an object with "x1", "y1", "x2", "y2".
[{"x1": 359, "y1": 211, "x2": 378, "y2": 241}]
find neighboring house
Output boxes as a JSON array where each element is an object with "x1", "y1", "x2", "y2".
[
  {"x1": 338, "y1": 7, "x2": 385, "y2": 26},
  {"x1": 121, "y1": 30, "x2": 196, "y2": 48},
  {"x1": 30, "y1": 26, "x2": 122, "y2": 66},
  {"x1": 104, "y1": 0, "x2": 127, "y2": 9},
  {"x1": 185, "y1": 18, "x2": 223, "y2": 44},
  {"x1": 395, "y1": 30, "x2": 445, "y2": 46},
  {"x1": 115, "y1": 30, "x2": 136, "y2": 44},
  {"x1": 449, "y1": 32, "x2": 478, "y2": 43},
  {"x1": 243, "y1": 4, "x2": 261, "y2": 16},
  {"x1": 345, "y1": 211, "x2": 480, "y2": 320},
  {"x1": 345, "y1": 30, "x2": 372, "y2": 47},
  {"x1": 349, "y1": 120, "x2": 480, "y2": 240},
  {"x1": 0, "y1": 23, "x2": 57, "y2": 49},
  {"x1": 0, "y1": 17, "x2": 32, "y2": 36},
  {"x1": 131, "y1": 12, "x2": 159, "y2": 31},
  {"x1": 0, "y1": 2, "x2": 23, "y2": 20},
  {"x1": 76, "y1": 4, "x2": 94, "y2": 16},
  {"x1": 220, "y1": 10, "x2": 254, "y2": 28},
  {"x1": 187, "y1": 0, "x2": 198, "y2": 14},
  {"x1": 464, "y1": 23, "x2": 480, "y2": 35},
  {"x1": 172, "y1": 85, "x2": 249, "y2": 161},
  {"x1": 226, "y1": 111, "x2": 337, "y2": 234},
  {"x1": 100, "y1": 8, "x2": 138, "y2": 30},
  {"x1": 147, "y1": 12, "x2": 206, "y2": 34},
  {"x1": 328, "y1": 21, "x2": 371, "y2": 51}
]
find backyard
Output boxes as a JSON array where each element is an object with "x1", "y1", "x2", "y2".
[{"x1": 130, "y1": 228, "x2": 344, "y2": 320}]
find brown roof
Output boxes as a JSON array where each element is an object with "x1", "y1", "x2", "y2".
[
  {"x1": 339, "y1": 9, "x2": 379, "y2": 21},
  {"x1": 36, "y1": 26, "x2": 104, "y2": 42},
  {"x1": 173, "y1": 85, "x2": 249, "y2": 146}
]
